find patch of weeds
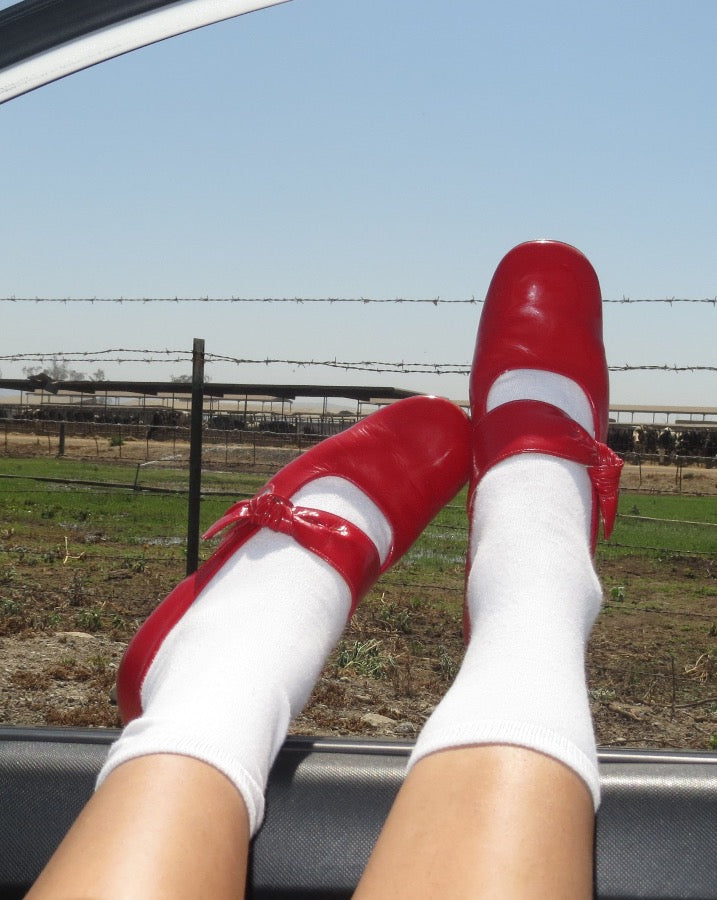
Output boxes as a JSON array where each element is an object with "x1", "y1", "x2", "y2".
[
  {"x1": 65, "y1": 574, "x2": 87, "y2": 607},
  {"x1": 10, "y1": 671, "x2": 52, "y2": 691},
  {"x1": 88, "y1": 653, "x2": 109, "y2": 673},
  {"x1": 374, "y1": 598, "x2": 412, "y2": 634},
  {"x1": 47, "y1": 657, "x2": 90, "y2": 681},
  {"x1": 589, "y1": 687, "x2": 617, "y2": 701},
  {"x1": 708, "y1": 734, "x2": 717, "y2": 750},
  {"x1": 0, "y1": 595, "x2": 24, "y2": 617},
  {"x1": 0, "y1": 565, "x2": 17, "y2": 585},
  {"x1": 110, "y1": 613, "x2": 126, "y2": 630},
  {"x1": 436, "y1": 645, "x2": 457, "y2": 682},
  {"x1": 610, "y1": 585, "x2": 626, "y2": 602},
  {"x1": 0, "y1": 594, "x2": 27, "y2": 634},
  {"x1": 109, "y1": 435, "x2": 123, "y2": 448},
  {"x1": 336, "y1": 638, "x2": 394, "y2": 679},
  {"x1": 75, "y1": 606, "x2": 103, "y2": 632}
]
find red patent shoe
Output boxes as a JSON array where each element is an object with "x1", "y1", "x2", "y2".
[
  {"x1": 117, "y1": 395, "x2": 470, "y2": 723},
  {"x1": 469, "y1": 241, "x2": 623, "y2": 552}
]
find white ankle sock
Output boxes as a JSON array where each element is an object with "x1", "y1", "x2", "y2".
[
  {"x1": 98, "y1": 476, "x2": 392, "y2": 834},
  {"x1": 409, "y1": 369, "x2": 603, "y2": 807},
  {"x1": 485, "y1": 368, "x2": 595, "y2": 434}
]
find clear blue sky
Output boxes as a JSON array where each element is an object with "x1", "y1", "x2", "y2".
[{"x1": 1, "y1": 0, "x2": 716, "y2": 408}]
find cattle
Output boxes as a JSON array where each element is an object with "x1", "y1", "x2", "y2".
[
  {"x1": 257, "y1": 419, "x2": 297, "y2": 434},
  {"x1": 657, "y1": 427, "x2": 676, "y2": 464},
  {"x1": 208, "y1": 415, "x2": 245, "y2": 431}
]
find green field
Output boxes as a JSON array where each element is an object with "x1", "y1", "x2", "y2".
[
  {"x1": 2, "y1": 455, "x2": 715, "y2": 566},
  {"x1": 0, "y1": 457, "x2": 265, "y2": 552}
]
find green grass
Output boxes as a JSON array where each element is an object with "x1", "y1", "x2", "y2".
[
  {"x1": 389, "y1": 492, "x2": 468, "y2": 569},
  {"x1": 0, "y1": 456, "x2": 267, "y2": 493},
  {"x1": 0, "y1": 457, "x2": 266, "y2": 549},
  {"x1": 601, "y1": 491, "x2": 717, "y2": 557},
  {"x1": 398, "y1": 486, "x2": 717, "y2": 574},
  {"x1": 2, "y1": 459, "x2": 715, "y2": 566},
  {"x1": 1, "y1": 458, "x2": 139, "y2": 485}
]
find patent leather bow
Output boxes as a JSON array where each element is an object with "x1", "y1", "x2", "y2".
[
  {"x1": 202, "y1": 489, "x2": 326, "y2": 541},
  {"x1": 202, "y1": 486, "x2": 381, "y2": 616},
  {"x1": 588, "y1": 442, "x2": 623, "y2": 540}
]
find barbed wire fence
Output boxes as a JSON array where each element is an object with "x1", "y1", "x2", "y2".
[
  {"x1": 2, "y1": 349, "x2": 717, "y2": 375},
  {"x1": 0, "y1": 292, "x2": 715, "y2": 372},
  {"x1": 1, "y1": 295, "x2": 717, "y2": 304}
]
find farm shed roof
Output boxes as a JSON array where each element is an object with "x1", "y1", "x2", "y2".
[
  {"x1": 0, "y1": 378, "x2": 419, "y2": 407},
  {"x1": 610, "y1": 404, "x2": 717, "y2": 424}
]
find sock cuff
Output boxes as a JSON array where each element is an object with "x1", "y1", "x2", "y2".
[
  {"x1": 96, "y1": 732, "x2": 267, "y2": 835},
  {"x1": 407, "y1": 719, "x2": 601, "y2": 810}
]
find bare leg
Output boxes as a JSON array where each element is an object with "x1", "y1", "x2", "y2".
[
  {"x1": 355, "y1": 746, "x2": 593, "y2": 899},
  {"x1": 27, "y1": 755, "x2": 250, "y2": 900}
]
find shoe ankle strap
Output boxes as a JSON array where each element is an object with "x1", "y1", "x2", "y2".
[
  {"x1": 203, "y1": 486, "x2": 381, "y2": 617},
  {"x1": 471, "y1": 400, "x2": 624, "y2": 543}
]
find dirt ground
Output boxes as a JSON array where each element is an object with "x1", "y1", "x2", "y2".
[{"x1": 1, "y1": 432, "x2": 716, "y2": 751}]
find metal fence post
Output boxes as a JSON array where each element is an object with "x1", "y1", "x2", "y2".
[{"x1": 186, "y1": 338, "x2": 205, "y2": 575}]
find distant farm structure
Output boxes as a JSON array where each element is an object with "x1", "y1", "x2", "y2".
[
  {"x1": 1, "y1": 380, "x2": 716, "y2": 466},
  {"x1": 0, "y1": 379, "x2": 417, "y2": 454}
]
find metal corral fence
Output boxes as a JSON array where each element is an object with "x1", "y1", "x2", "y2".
[
  {"x1": 1, "y1": 414, "x2": 352, "y2": 460},
  {"x1": 4, "y1": 411, "x2": 717, "y2": 469}
]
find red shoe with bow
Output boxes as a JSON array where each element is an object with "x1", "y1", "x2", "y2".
[
  {"x1": 117, "y1": 394, "x2": 470, "y2": 723},
  {"x1": 469, "y1": 240, "x2": 623, "y2": 555}
]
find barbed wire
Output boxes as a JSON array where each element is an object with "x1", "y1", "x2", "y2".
[
  {"x1": 2, "y1": 350, "x2": 717, "y2": 375},
  {"x1": 1, "y1": 296, "x2": 716, "y2": 305},
  {"x1": 602, "y1": 541, "x2": 716, "y2": 558},
  {"x1": 609, "y1": 364, "x2": 717, "y2": 373}
]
